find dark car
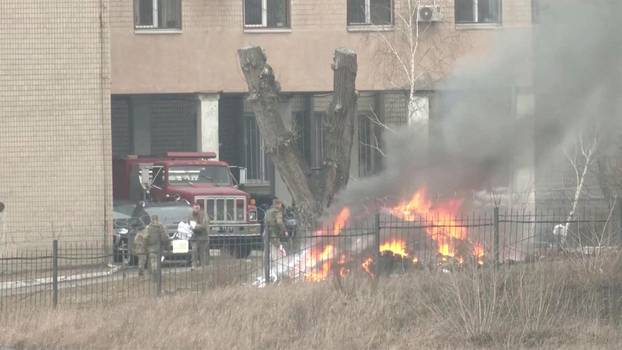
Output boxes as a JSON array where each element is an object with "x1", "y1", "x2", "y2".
[
  {"x1": 113, "y1": 200, "x2": 194, "y2": 265},
  {"x1": 112, "y1": 201, "x2": 138, "y2": 263}
]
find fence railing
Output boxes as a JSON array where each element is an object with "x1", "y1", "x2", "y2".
[{"x1": 1, "y1": 206, "x2": 621, "y2": 314}]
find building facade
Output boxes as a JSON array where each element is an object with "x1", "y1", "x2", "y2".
[
  {"x1": 0, "y1": 0, "x2": 112, "y2": 250},
  {"x1": 109, "y1": 0, "x2": 533, "y2": 204},
  {"x1": 1, "y1": 0, "x2": 536, "y2": 248}
]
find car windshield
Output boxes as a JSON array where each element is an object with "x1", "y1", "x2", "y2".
[
  {"x1": 168, "y1": 166, "x2": 231, "y2": 186},
  {"x1": 113, "y1": 203, "x2": 135, "y2": 228},
  {"x1": 134, "y1": 206, "x2": 193, "y2": 226}
]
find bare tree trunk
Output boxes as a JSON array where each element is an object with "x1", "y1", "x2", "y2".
[{"x1": 238, "y1": 46, "x2": 357, "y2": 227}]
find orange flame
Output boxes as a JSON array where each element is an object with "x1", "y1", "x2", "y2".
[
  {"x1": 361, "y1": 257, "x2": 374, "y2": 277},
  {"x1": 305, "y1": 208, "x2": 351, "y2": 282},
  {"x1": 473, "y1": 242, "x2": 485, "y2": 265},
  {"x1": 305, "y1": 261, "x2": 332, "y2": 282},
  {"x1": 390, "y1": 188, "x2": 466, "y2": 257},
  {"x1": 332, "y1": 207, "x2": 351, "y2": 235},
  {"x1": 379, "y1": 239, "x2": 409, "y2": 258},
  {"x1": 304, "y1": 244, "x2": 336, "y2": 282},
  {"x1": 339, "y1": 267, "x2": 350, "y2": 277},
  {"x1": 473, "y1": 242, "x2": 485, "y2": 258}
]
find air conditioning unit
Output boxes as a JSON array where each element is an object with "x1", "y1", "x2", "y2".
[{"x1": 417, "y1": 5, "x2": 442, "y2": 22}]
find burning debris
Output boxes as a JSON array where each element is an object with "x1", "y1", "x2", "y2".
[{"x1": 255, "y1": 187, "x2": 489, "y2": 286}]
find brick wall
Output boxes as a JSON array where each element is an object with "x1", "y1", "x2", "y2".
[{"x1": 0, "y1": 1, "x2": 111, "y2": 250}]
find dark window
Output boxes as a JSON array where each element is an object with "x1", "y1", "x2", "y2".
[
  {"x1": 455, "y1": 0, "x2": 500, "y2": 24},
  {"x1": 244, "y1": 0, "x2": 263, "y2": 25},
  {"x1": 358, "y1": 113, "x2": 383, "y2": 176},
  {"x1": 310, "y1": 112, "x2": 325, "y2": 170},
  {"x1": 348, "y1": 0, "x2": 393, "y2": 26},
  {"x1": 134, "y1": 0, "x2": 181, "y2": 29},
  {"x1": 293, "y1": 111, "x2": 312, "y2": 165},
  {"x1": 243, "y1": 114, "x2": 273, "y2": 183},
  {"x1": 244, "y1": 0, "x2": 290, "y2": 28}
]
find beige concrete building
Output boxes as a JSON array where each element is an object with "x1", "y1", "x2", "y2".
[
  {"x1": 1, "y1": 0, "x2": 534, "y2": 248},
  {"x1": 0, "y1": 1, "x2": 112, "y2": 249},
  {"x1": 109, "y1": 0, "x2": 533, "y2": 204}
]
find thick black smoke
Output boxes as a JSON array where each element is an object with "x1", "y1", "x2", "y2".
[{"x1": 333, "y1": 0, "x2": 622, "y2": 216}]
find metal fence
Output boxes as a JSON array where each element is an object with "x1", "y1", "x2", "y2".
[{"x1": 2, "y1": 206, "x2": 621, "y2": 314}]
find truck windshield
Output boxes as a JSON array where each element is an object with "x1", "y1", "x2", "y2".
[{"x1": 168, "y1": 166, "x2": 231, "y2": 186}]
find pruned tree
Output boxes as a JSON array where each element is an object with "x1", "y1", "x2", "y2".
[{"x1": 238, "y1": 46, "x2": 358, "y2": 227}]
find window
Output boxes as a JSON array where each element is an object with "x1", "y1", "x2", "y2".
[
  {"x1": 348, "y1": 0, "x2": 392, "y2": 26},
  {"x1": 310, "y1": 112, "x2": 325, "y2": 170},
  {"x1": 293, "y1": 111, "x2": 312, "y2": 164},
  {"x1": 152, "y1": 166, "x2": 165, "y2": 188},
  {"x1": 293, "y1": 110, "x2": 324, "y2": 170},
  {"x1": 244, "y1": 0, "x2": 290, "y2": 28},
  {"x1": 168, "y1": 166, "x2": 231, "y2": 186},
  {"x1": 455, "y1": 0, "x2": 500, "y2": 24},
  {"x1": 243, "y1": 114, "x2": 273, "y2": 183},
  {"x1": 358, "y1": 113, "x2": 383, "y2": 176},
  {"x1": 134, "y1": 0, "x2": 181, "y2": 30}
]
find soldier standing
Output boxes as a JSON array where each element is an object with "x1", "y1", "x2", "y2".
[
  {"x1": 132, "y1": 226, "x2": 147, "y2": 276},
  {"x1": 190, "y1": 203, "x2": 209, "y2": 268},
  {"x1": 144, "y1": 215, "x2": 169, "y2": 278},
  {"x1": 264, "y1": 197, "x2": 287, "y2": 256}
]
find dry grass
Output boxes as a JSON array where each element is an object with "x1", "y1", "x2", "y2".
[{"x1": 2, "y1": 254, "x2": 622, "y2": 350}]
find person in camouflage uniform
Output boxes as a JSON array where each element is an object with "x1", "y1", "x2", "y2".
[
  {"x1": 144, "y1": 215, "x2": 169, "y2": 278},
  {"x1": 132, "y1": 227, "x2": 147, "y2": 276},
  {"x1": 264, "y1": 197, "x2": 287, "y2": 255},
  {"x1": 190, "y1": 203, "x2": 209, "y2": 268}
]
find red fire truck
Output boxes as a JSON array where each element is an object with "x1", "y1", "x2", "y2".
[{"x1": 113, "y1": 152, "x2": 261, "y2": 258}]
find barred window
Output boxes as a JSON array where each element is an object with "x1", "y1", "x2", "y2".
[
  {"x1": 134, "y1": 0, "x2": 182, "y2": 30},
  {"x1": 347, "y1": 0, "x2": 393, "y2": 26},
  {"x1": 244, "y1": 0, "x2": 290, "y2": 28},
  {"x1": 455, "y1": 0, "x2": 501, "y2": 24}
]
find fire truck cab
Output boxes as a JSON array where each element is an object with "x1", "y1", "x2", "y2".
[{"x1": 113, "y1": 152, "x2": 261, "y2": 258}]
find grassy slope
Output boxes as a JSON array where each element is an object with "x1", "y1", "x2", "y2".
[{"x1": 2, "y1": 255, "x2": 622, "y2": 350}]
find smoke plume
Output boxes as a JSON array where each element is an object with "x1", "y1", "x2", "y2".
[{"x1": 333, "y1": 0, "x2": 622, "y2": 216}]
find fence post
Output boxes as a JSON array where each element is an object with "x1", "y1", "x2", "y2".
[
  {"x1": 263, "y1": 227, "x2": 271, "y2": 285},
  {"x1": 618, "y1": 197, "x2": 622, "y2": 246},
  {"x1": 52, "y1": 239, "x2": 58, "y2": 308},
  {"x1": 156, "y1": 245, "x2": 162, "y2": 297},
  {"x1": 493, "y1": 207, "x2": 500, "y2": 267},
  {"x1": 374, "y1": 213, "x2": 381, "y2": 278}
]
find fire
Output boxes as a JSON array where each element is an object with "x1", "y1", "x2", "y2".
[
  {"x1": 361, "y1": 257, "x2": 374, "y2": 277},
  {"x1": 332, "y1": 207, "x2": 350, "y2": 235},
  {"x1": 473, "y1": 242, "x2": 485, "y2": 258},
  {"x1": 301, "y1": 187, "x2": 484, "y2": 283},
  {"x1": 379, "y1": 239, "x2": 409, "y2": 258},
  {"x1": 390, "y1": 187, "x2": 467, "y2": 258},
  {"x1": 305, "y1": 261, "x2": 331, "y2": 282},
  {"x1": 473, "y1": 242, "x2": 485, "y2": 265}
]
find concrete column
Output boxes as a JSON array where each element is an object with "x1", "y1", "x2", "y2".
[
  {"x1": 197, "y1": 93, "x2": 220, "y2": 158},
  {"x1": 130, "y1": 95, "x2": 152, "y2": 156}
]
